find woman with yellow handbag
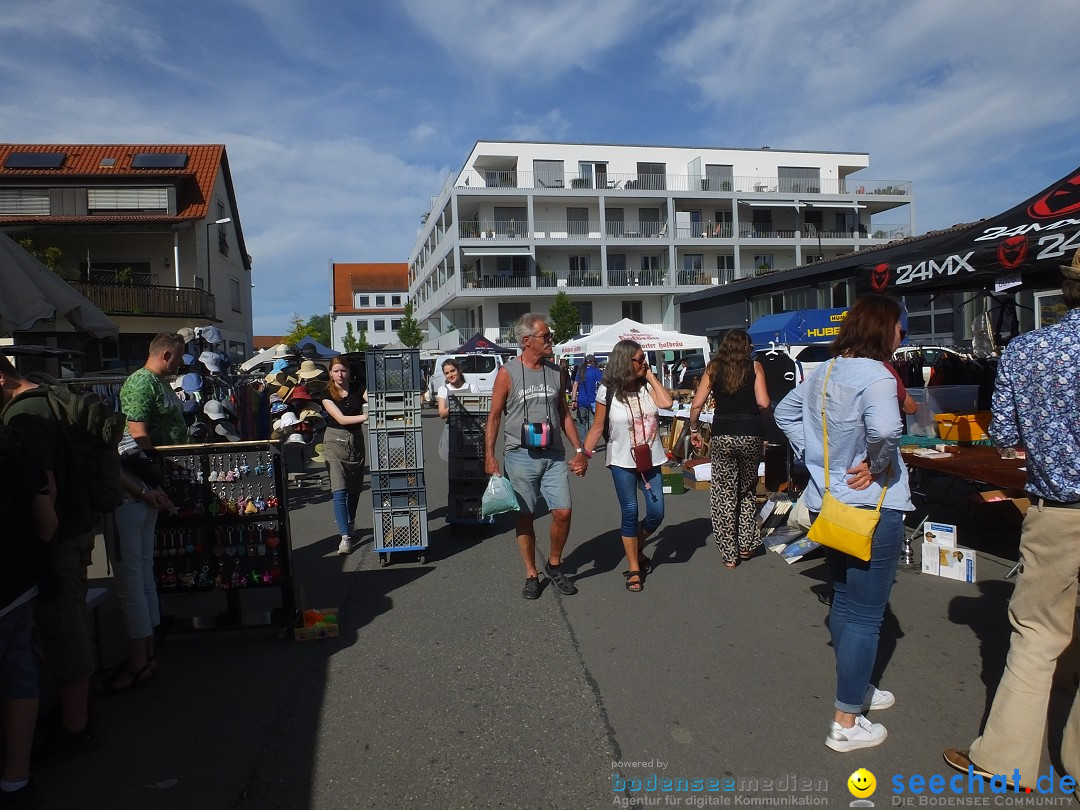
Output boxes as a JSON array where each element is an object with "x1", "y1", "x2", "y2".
[{"x1": 774, "y1": 295, "x2": 913, "y2": 753}]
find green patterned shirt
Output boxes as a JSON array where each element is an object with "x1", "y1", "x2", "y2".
[{"x1": 120, "y1": 368, "x2": 188, "y2": 447}]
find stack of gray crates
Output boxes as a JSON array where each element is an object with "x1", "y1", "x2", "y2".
[
  {"x1": 446, "y1": 394, "x2": 493, "y2": 526},
  {"x1": 366, "y1": 348, "x2": 428, "y2": 565}
]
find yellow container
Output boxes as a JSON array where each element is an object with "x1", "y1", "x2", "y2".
[{"x1": 934, "y1": 411, "x2": 991, "y2": 443}]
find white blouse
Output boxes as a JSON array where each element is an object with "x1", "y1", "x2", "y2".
[{"x1": 597, "y1": 383, "x2": 667, "y2": 469}]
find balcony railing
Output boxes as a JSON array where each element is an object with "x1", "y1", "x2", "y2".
[
  {"x1": 675, "y1": 222, "x2": 733, "y2": 239},
  {"x1": 459, "y1": 273, "x2": 532, "y2": 290},
  {"x1": 738, "y1": 226, "x2": 798, "y2": 239},
  {"x1": 71, "y1": 282, "x2": 216, "y2": 319},
  {"x1": 454, "y1": 169, "x2": 912, "y2": 197}
]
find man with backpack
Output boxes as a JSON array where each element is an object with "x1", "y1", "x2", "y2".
[
  {"x1": 570, "y1": 354, "x2": 603, "y2": 442},
  {"x1": 0, "y1": 354, "x2": 124, "y2": 763}
]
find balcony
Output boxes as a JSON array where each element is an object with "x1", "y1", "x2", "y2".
[
  {"x1": 454, "y1": 169, "x2": 912, "y2": 197},
  {"x1": 71, "y1": 282, "x2": 216, "y2": 319},
  {"x1": 459, "y1": 272, "x2": 532, "y2": 290},
  {"x1": 676, "y1": 222, "x2": 733, "y2": 239}
]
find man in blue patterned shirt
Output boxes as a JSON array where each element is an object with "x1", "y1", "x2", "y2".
[{"x1": 945, "y1": 251, "x2": 1080, "y2": 792}]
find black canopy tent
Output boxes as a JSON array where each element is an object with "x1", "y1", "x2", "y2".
[
  {"x1": 455, "y1": 332, "x2": 517, "y2": 354},
  {"x1": 856, "y1": 166, "x2": 1080, "y2": 296}
]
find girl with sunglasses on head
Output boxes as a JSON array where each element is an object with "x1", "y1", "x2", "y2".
[{"x1": 583, "y1": 340, "x2": 673, "y2": 592}]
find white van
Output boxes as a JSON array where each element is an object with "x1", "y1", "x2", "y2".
[{"x1": 425, "y1": 353, "x2": 510, "y2": 405}]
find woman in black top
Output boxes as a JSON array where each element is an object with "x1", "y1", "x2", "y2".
[
  {"x1": 321, "y1": 356, "x2": 368, "y2": 555},
  {"x1": 688, "y1": 330, "x2": 771, "y2": 568}
]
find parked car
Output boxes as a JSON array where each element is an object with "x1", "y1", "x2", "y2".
[
  {"x1": 670, "y1": 352, "x2": 707, "y2": 390},
  {"x1": 892, "y1": 345, "x2": 968, "y2": 386}
]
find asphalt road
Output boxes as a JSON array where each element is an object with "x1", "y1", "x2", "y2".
[{"x1": 44, "y1": 411, "x2": 1079, "y2": 809}]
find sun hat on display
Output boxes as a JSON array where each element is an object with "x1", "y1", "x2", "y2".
[
  {"x1": 297, "y1": 360, "x2": 329, "y2": 383},
  {"x1": 195, "y1": 325, "x2": 224, "y2": 345},
  {"x1": 180, "y1": 372, "x2": 203, "y2": 393},
  {"x1": 177, "y1": 327, "x2": 196, "y2": 343},
  {"x1": 287, "y1": 385, "x2": 313, "y2": 403},
  {"x1": 1061, "y1": 248, "x2": 1080, "y2": 280},
  {"x1": 199, "y1": 350, "x2": 225, "y2": 374}
]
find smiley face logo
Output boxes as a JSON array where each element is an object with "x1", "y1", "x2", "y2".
[{"x1": 848, "y1": 768, "x2": 876, "y2": 798}]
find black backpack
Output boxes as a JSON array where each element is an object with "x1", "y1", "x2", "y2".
[{"x1": 3, "y1": 384, "x2": 125, "y2": 535}]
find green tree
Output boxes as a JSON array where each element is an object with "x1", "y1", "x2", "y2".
[
  {"x1": 283, "y1": 313, "x2": 319, "y2": 345},
  {"x1": 19, "y1": 239, "x2": 73, "y2": 280},
  {"x1": 396, "y1": 301, "x2": 424, "y2": 348},
  {"x1": 357, "y1": 325, "x2": 369, "y2": 352},
  {"x1": 342, "y1": 322, "x2": 359, "y2": 353},
  {"x1": 305, "y1": 313, "x2": 331, "y2": 345},
  {"x1": 549, "y1": 291, "x2": 580, "y2": 344}
]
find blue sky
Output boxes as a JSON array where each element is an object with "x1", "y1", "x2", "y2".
[{"x1": 2, "y1": 0, "x2": 1078, "y2": 335}]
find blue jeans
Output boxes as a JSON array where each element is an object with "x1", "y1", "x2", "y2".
[
  {"x1": 610, "y1": 465, "x2": 665, "y2": 538},
  {"x1": 333, "y1": 489, "x2": 361, "y2": 536},
  {"x1": 823, "y1": 507, "x2": 904, "y2": 713},
  {"x1": 574, "y1": 405, "x2": 595, "y2": 442}
]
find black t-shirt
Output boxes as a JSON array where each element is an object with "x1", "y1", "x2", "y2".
[
  {"x1": 322, "y1": 387, "x2": 364, "y2": 430},
  {"x1": 710, "y1": 363, "x2": 764, "y2": 437}
]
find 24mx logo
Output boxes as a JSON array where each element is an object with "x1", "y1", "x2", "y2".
[{"x1": 894, "y1": 252, "x2": 975, "y2": 286}]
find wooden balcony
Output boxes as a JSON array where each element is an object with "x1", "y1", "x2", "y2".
[{"x1": 71, "y1": 282, "x2": 216, "y2": 320}]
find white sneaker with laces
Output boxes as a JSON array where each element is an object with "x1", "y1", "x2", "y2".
[
  {"x1": 865, "y1": 687, "x2": 895, "y2": 711},
  {"x1": 337, "y1": 535, "x2": 352, "y2": 555},
  {"x1": 825, "y1": 715, "x2": 887, "y2": 752}
]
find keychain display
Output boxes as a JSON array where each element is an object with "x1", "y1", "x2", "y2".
[{"x1": 152, "y1": 444, "x2": 292, "y2": 598}]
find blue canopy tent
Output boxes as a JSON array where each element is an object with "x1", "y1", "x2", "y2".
[{"x1": 748, "y1": 308, "x2": 850, "y2": 348}]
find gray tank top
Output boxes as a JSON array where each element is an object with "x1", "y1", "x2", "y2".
[{"x1": 502, "y1": 357, "x2": 564, "y2": 455}]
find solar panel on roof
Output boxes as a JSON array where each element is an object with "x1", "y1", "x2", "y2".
[
  {"x1": 3, "y1": 152, "x2": 67, "y2": 169},
  {"x1": 131, "y1": 152, "x2": 188, "y2": 169}
]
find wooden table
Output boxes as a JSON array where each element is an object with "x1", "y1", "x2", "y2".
[{"x1": 901, "y1": 444, "x2": 1028, "y2": 492}]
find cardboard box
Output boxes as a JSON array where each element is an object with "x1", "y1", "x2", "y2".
[
  {"x1": 683, "y1": 470, "x2": 710, "y2": 491},
  {"x1": 924, "y1": 521, "x2": 956, "y2": 549},
  {"x1": 967, "y1": 489, "x2": 1030, "y2": 529},
  {"x1": 295, "y1": 608, "x2": 339, "y2": 641},
  {"x1": 934, "y1": 411, "x2": 991, "y2": 443},
  {"x1": 662, "y1": 472, "x2": 685, "y2": 495},
  {"x1": 922, "y1": 543, "x2": 977, "y2": 582}
]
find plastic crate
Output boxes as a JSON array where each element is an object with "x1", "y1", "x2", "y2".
[
  {"x1": 448, "y1": 454, "x2": 487, "y2": 480},
  {"x1": 447, "y1": 494, "x2": 492, "y2": 523},
  {"x1": 448, "y1": 427, "x2": 486, "y2": 455},
  {"x1": 368, "y1": 426, "x2": 424, "y2": 471},
  {"x1": 370, "y1": 393, "x2": 422, "y2": 430},
  {"x1": 373, "y1": 506, "x2": 429, "y2": 551},
  {"x1": 447, "y1": 394, "x2": 492, "y2": 416},
  {"x1": 371, "y1": 470, "x2": 427, "y2": 509},
  {"x1": 366, "y1": 349, "x2": 422, "y2": 393}
]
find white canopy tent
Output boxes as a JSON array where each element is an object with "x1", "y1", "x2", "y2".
[{"x1": 553, "y1": 318, "x2": 709, "y2": 356}]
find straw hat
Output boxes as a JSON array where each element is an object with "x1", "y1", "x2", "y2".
[{"x1": 297, "y1": 360, "x2": 329, "y2": 383}]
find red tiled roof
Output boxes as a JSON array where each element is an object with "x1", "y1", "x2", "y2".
[
  {"x1": 253, "y1": 335, "x2": 286, "y2": 350},
  {"x1": 332, "y1": 263, "x2": 408, "y2": 311}
]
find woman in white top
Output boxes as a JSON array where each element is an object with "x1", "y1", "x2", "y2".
[
  {"x1": 583, "y1": 340, "x2": 673, "y2": 592},
  {"x1": 437, "y1": 359, "x2": 480, "y2": 419}
]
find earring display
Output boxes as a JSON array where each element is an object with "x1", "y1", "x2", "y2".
[{"x1": 152, "y1": 441, "x2": 295, "y2": 632}]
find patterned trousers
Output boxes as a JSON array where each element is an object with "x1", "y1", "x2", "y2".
[{"x1": 708, "y1": 434, "x2": 763, "y2": 564}]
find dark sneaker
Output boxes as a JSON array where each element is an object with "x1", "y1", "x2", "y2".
[
  {"x1": 33, "y1": 725, "x2": 94, "y2": 768},
  {"x1": 0, "y1": 781, "x2": 42, "y2": 810},
  {"x1": 543, "y1": 561, "x2": 578, "y2": 595},
  {"x1": 521, "y1": 576, "x2": 541, "y2": 600}
]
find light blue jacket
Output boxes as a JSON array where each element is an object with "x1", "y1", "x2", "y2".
[{"x1": 774, "y1": 357, "x2": 913, "y2": 513}]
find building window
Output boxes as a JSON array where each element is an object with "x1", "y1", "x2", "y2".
[
  {"x1": 622, "y1": 301, "x2": 642, "y2": 321},
  {"x1": 0, "y1": 188, "x2": 49, "y2": 215},
  {"x1": 227, "y1": 340, "x2": 246, "y2": 362},
  {"x1": 635, "y1": 162, "x2": 666, "y2": 190},
  {"x1": 753, "y1": 254, "x2": 775, "y2": 272},
  {"x1": 902, "y1": 293, "x2": 955, "y2": 342},
  {"x1": 357, "y1": 294, "x2": 370, "y2": 307},
  {"x1": 778, "y1": 167, "x2": 821, "y2": 194},
  {"x1": 704, "y1": 164, "x2": 734, "y2": 191},
  {"x1": 717, "y1": 254, "x2": 735, "y2": 284},
  {"x1": 573, "y1": 302, "x2": 593, "y2": 332},
  {"x1": 784, "y1": 286, "x2": 816, "y2": 310},
  {"x1": 391, "y1": 319, "x2": 402, "y2": 330},
  {"x1": 230, "y1": 277, "x2": 242, "y2": 312},
  {"x1": 391, "y1": 295, "x2": 401, "y2": 306},
  {"x1": 373, "y1": 319, "x2": 386, "y2": 332},
  {"x1": 534, "y1": 159, "x2": 565, "y2": 188},
  {"x1": 683, "y1": 254, "x2": 703, "y2": 271},
  {"x1": 376, "y1": 295, "x2": 386, "y2": 307},
  {"x1": 87, "y1": 187, "x2": 169, "y2": 213},
  {"x1": 215, "y1": 201, "x2": 229, "y2": 255},
  {"x1": 357, "y1": 319, "x2": 367, "y2": 333}
]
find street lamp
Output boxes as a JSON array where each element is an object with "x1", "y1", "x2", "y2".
[{"x1": 205, "y1": 217, "x2": 231, "y2": 295}]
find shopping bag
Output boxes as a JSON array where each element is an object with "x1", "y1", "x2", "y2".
[
  {"x1": 806, "y1": 491, "x2": 878, "y2": 561},
  {"x1": 481, "y1": 475, "x2": 520, "y2": 517}
]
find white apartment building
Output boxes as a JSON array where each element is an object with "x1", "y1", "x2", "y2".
[{"x1": 408, "y1": 141, "x2": 914, "y2": 349}]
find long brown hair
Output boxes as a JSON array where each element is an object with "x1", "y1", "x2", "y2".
[
  {"x1": 327, "y1": 355, "x2": 351, "y2": 400},
  {"x1": 705, "y1": 330, "x2": 752, "y2": 395},
  {"x1": 831, "y1": 295, "x2": 902, "y2": 361},
  {"x1": 601, "y1": 340, "x2": 643, "y2": 403}
]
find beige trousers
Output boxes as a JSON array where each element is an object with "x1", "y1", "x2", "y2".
[{"x1": 969, "y1": 502, "x2": 1080, "y2": 787}]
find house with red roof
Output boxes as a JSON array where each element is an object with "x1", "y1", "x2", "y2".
[
  {"x1": 330, "y1": 262, "x2": 409, "y2": 351},
  {"x1": 0, "y1": 143, "x2": 252, "y2": 372}
]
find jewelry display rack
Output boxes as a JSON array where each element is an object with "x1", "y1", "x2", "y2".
[{"x1": 152, "y1": 440, "x2": 295, "y2": 633}]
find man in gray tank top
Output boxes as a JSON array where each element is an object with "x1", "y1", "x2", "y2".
[{"x1": 484, "y1": 313, "x2": 589, "y2": 599}]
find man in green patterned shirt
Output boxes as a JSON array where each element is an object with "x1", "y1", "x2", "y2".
[{"x1": 120, "y1": 333, "x2": 188, "y2": 448}]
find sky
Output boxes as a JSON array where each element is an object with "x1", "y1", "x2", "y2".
[{"x1": 1, "y1": 0, "x2": 1078, "y2": 335}]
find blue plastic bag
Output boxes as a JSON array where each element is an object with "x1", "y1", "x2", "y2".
[{"x1": 481, "y1": 475, "x2": 520, "y2": 517}]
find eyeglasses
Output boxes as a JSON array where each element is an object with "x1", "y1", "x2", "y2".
[
  {"x1": 529, "y1": 332, "x2": 553, "y2": 343},
  {"x1": 631, "y1": 356, "x2": 648, "y2": 365}
]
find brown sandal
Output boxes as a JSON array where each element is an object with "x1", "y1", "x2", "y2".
[{"x1": 624, "y1": 571, "x2": 644, "y2": 592}]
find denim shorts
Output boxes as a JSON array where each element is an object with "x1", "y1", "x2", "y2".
[
  {"x1": 502, "y1": 448, "x2": 573, "y2": 514},
  {"x1": 0, "y1": 601, "x2": 39, "y2": 700}
]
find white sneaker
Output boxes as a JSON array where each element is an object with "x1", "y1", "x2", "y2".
[
  {"x1": 865, "y1": 686, "x2": 895, "y2": 711},
  {"x1": 337, "y1": 535, "x2": 352, "y2": 555},
  {"x1": 825, "y1": 715, "x2": 887, "y2": 752}
]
